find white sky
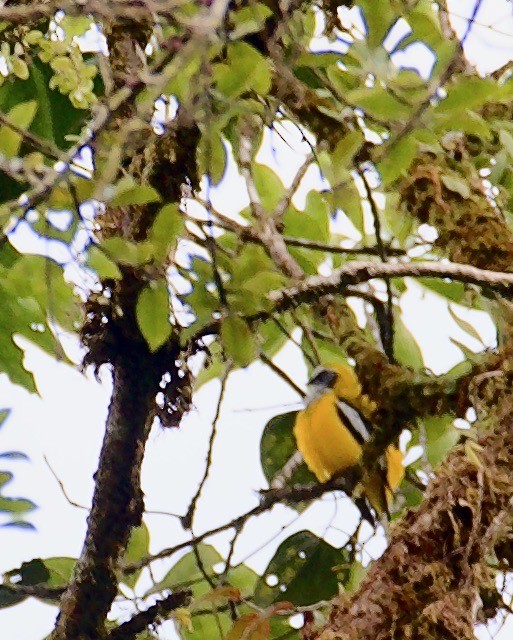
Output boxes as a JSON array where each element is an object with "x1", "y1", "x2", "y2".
[{"x1": 1, "y1": 1, "x2": 513, "y2": 639}]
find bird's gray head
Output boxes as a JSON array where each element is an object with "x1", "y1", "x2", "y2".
[{"x1": 303, "y1": 367, "x2": 337, "y2": 407}]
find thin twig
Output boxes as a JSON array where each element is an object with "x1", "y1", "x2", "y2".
[
  {"x1": 290, "y1": 310, "x2": 322, "y2": 367},
  {"x1": 194, "y1": 197, "x2": 406, "y2": 256},
  {"x1": 220, "y1": 521, "x2": 244, "y2": 585},
  {"x1": 0, "y1": 110, "x2": 64, "y2": 161},
  {"x1": 259, "y1": 352, "x2": 305, "y2": 398},
  {"x1": 44, "y1": 455, "x2": 89, "y2": 511},
  {"x1": 356, "y1": 165, "x2": 395, "y2": 361},
  {"x1": 270, "y1": 450, "x2": 304, "y2": 490},
  {"x1": 270, "y1": 315, "x2": 317, "y2": 368},
  {"x1": 460, "y1": 0, "x2": 485, "y2": 45},
  {"x1": 201, "y1": 56, "x2": 227, "y2": 307},
  {"x1": 193, "y1": 544, "x2": 216, "y2": 590},
  {"x1": 239, "y1": 135, "x2": 304, "y2": 280},
  {"x1": 125, "y1": 474, "x2": 357, "y2": 572},
  {"x1": 273, "y1": 153, "x2": 314, "y2": 220},
  {"x1": 182, "y1": 365, "x2": 231, "y2": 529},
  {"x1": 220, "y1": 522, "x2": 244, "y2": 621}
]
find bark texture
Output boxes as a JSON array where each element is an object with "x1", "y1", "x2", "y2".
[
  {"x1": 52, "y1": 344, "x2": 163, "y2": 639},
  {"x1": 311, "y1": 387, "x2": 513, "y2": 640}
]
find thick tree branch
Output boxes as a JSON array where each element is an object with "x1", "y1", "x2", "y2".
[
  {"x1": 51, "y1": 344, "x2": 173, "y2": 640},
  {"x1": 108, "y1": 589, "x2": 192, "y2": 640},
  {"x1": 190, "y1": 258, "x2": 513, "y2": 349},
  {"x1": 268, "y1": 260, "x2": 513, "y2": 309},
  {"x1": 310, "y1": 395, "x2": 513, "y2": 640}
]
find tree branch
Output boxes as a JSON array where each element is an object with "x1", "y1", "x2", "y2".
[
  {"x1": 268, "y1": 260, "x2": 513, "y2": 309},
  {"x1": 311, "y1": 401, "x2": 513, "y2": 640},
  {"x1": 124, "y1": 474, "x2": 360, "y2": 572},
  {"x1": 51, "y1": 343, "x2": 174, "y2": 640},
  {"x1": 182, "y1": 366, "x2": 231, "y2": 530},
  {"x1": 107, "y1": 589, "x2": 192, "y2": 640}
]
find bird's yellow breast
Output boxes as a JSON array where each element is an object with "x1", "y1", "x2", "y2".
[{"x1": 293, "y1": 391, "x2": 362, "y2": 483}]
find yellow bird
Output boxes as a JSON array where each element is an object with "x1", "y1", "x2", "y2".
[{"x1": 293, "y1": 363, "x2": 404, "y2": 521}]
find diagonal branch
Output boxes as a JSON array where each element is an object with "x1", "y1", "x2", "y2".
[
  {"x1": 239, "y1": 136, "x2": 304, "y2": 280},
  {"x1": 268, "y1": 260, "x2": 513, "y2": 309},
  {"x1": 192, "y1": 258, "x2": 513, "y2": 347},
  {"x1": 107, "y1": 589, "x2": 192, "y2": 640},
  {"x1": 182, "y1": 365, "x2": 231, "y2": 530}
]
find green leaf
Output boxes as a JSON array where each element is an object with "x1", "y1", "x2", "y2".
[
  {"x1": 254, "y1": 531, "x2": 347, "y2": 606},
  {"x1": 393, "y1": 310, "x2": 424, "y2": 370},
  {"x1": 444, "y1": 358, "x2": 473, "y2": 384},
  {"x1": 41, "y1": 557, "x2": 75, "y2": 589},
  {"x1": 5, "y1": 254, "x2": 81, "y2": 333},
  {"x1": 220, "y1": 315, "x2": 257, "y2": 368},
  {"x1": 148, "y1": 203, "x2": 184, "y2": 261},
  {"x1": 0, "y1": 585, "x2": 25, "y2": 609},
  {"x1": 401, "y1": 479, "x2": 425, "y2": 510},
  {"x1": 417, "y1": 278, "x2": 465, "y2": 303},
  {"x1": 346, "y1": 86, "x2": 410, "y2": 120},
  {"x1": 252, "y1": 164, "x2": 285, "y2": 213},
  {"x1": 110, "y1": 177, "x2": 161, "y2": 207},
  {"x1": 258, "y1": 318, "x2": 291, "y2": 359},
  {"x1": 60, "y1": 15, "x2": 92, "y2": 39},
  {"x1": 180, "y1": 270, "x2": 221, "y2": 343},
  {"x1": 150, "y1": 544, "x2": 222, "y2": 597},
  {"x1": 136, "y1": 279, "x2": 171, "y2": 352},
  {"x1": 0, "y1": 408, "x2": 10, "y2": 428},
  {"x1": 0, "y1": 57, "x2": 93, "y2": 151},
  {"x1": 243, "y1": 271, "x2": 286, "y2": 299},
  {"x1": 87, "y1": 246, "x2": 122, "y2": 280},
  {"x1": 282, "y1": 193, "x2": 330, "y2": 273},
  {"x1": 2, "y1": 557, "x2": 74, "y2": 604},
  {"x1": 331, "y1": 130, "x2": 364, "y2": 178},
  {"x1": 0, "y1": 255, "x2": 79, "y2": 389},
  {"x1": 0, "y1": 334, "x2": 36, "y2": 393},
  {"x1": 0, "y1": 494, "x2": 36, "y2": 514},
  {"x1": 101, "y1": 237, "x2": 152, "y2": 266},
  {"x1": 231, "y1": 270, "x2": 286, "y2": 314},
  {"x1": 440, "y1": 174, "x2": 471, "y2": 199},
  {"x1": 260, "y1": 412, "x2": 314, "y2": 486},
  {"x1": 11, "y1": 57, "x2": 29, "y2": 80},
  {"x1": 435, "y1": 77, "x2": 498, "y2": 114},
  {"x1": 229, "y1": 563, "x2": 259, "y2": 594},
  {"x1": 406, "y1": 0, "x2": 444, "y2": 48},
  {"x1": 382, "y1": 193, "x2": 413, "y2": 244},
  {"x1": 499, "y1": 129, "x2": 513, "y2": 159},
  {"x1": 164, "y1": 50, "x2": 203, "y2": 102},
  {"x1": 4, "y1": 558, "x2": 49, "y2": 585},
  {"x1": 326, "y1": 63, "x2": 360, "y2": 97},
  {"x1": 359, "y1": 0, "x2": 396, "y2": 47},
  {"x1": 0, "y1": 100, "x2": 38, "y2": 156},
  {"x1": 423, "y1": 414, "x2": 460, "y2": 466},
  {"x1": 122, "y1": 523, "x2": 150, "y2": 589},
  {"x1": 197, "y1": 128, "x2": 227, "y2": 185},
  {"x1": 434, "y1": 109, "x2": 491, "y2": 140},
  {"x1": 330, "y1": 181, "x2": 364, "y2": 234},
  {"x1": 378, "y1": 136, "x2": 417, "y2": 184},
  {"x1": 0, "y1": 451, "x2": 27, "y2": 460},
  {"x1": 448, "y1": 306, "x2": 484, "y2": 344},
  {"x1": 214, "y1": 42, "x2": 271, "y2": 98},
  {"x1": 225, "y1": 614, "x2": 270, "y2": 640},
  {"x1": 230, "y1": 3, "x2": 273, "y2": 39}
]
